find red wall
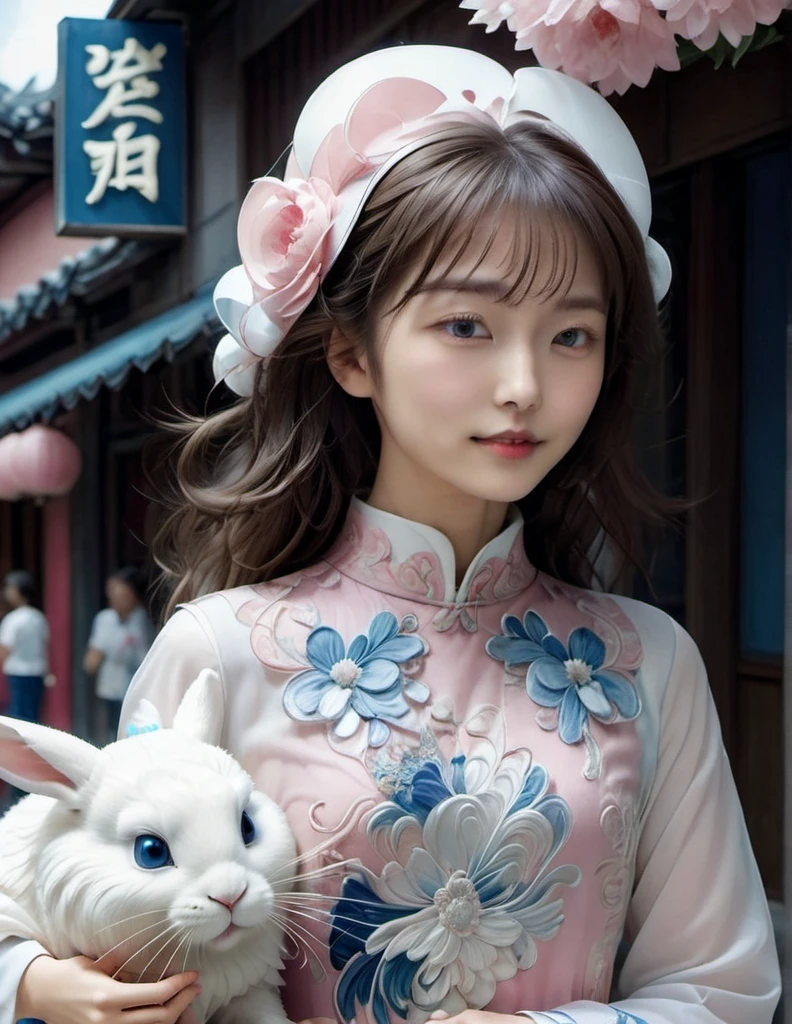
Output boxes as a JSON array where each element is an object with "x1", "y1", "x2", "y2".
[{"x1": 42, "y1": 496, "x2": 71, "y2": 730}]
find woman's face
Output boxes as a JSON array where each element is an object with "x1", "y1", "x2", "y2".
[
  {"x1": 3, "y1": 584, "x2": 23, "y2": 608},
  {"x1": 106, "y1": 578, "x2": 139, "y2": 618},
  {"x1": 332, "y1": 220, "x2": 607, "y2": 520}
]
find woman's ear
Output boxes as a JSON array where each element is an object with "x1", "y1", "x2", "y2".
[{"x1": 327, "y1": 327, "x2": 375, "y2": 399}]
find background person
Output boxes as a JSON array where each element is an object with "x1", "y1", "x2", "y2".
[
  {"x1": 0, "y1": 570, "x2": 49, "y2": 725},
  {"x1": 83, "y1": 566, "x2": 154, "y2": 742}
]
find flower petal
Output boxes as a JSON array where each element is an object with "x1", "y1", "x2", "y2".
[
  {"x1": 282, "y1": 669, "x2": 331, "y2": 717},
  {"x1": 404, "y1": 679, "x2": 430, "y2": 703},
  {"x1": 486, "y1": 636, "x2": 544, "y2": 665},
  {"x1": 335, "y1": 705, "x2": 362, "y2": 737},
  {"x1": 528, "y1": 656, "x2": 571, "y2": 691},
  {"x1": 595, "y1": 669, "x2": 641, "y2": 720},
  {"x1": 370, "y1": 633, "x2": 426, "y2": 663},
  {"x1": 347, "y1": 633, "x2": 368, "y2": 663},
  {"x1": 366, "y1": 611, "x2": 400, "y2": 650},
  {"x1": 575, "y1": 679, "x2": 612, "y2": 717},
  {"x1": 305, "y1": 625, "x2": 346, "y2": 672},
  {"x1": 368, "y1": 719, "x2": 391, "y2": 747},
  {"x1": 568, "y1": 627, "x2": 605, "y2": 669},
  {"x1": 521, "y1": 610, "x2": 549, "y2": 643},
  {"x1": 541, "y1": 634, "x2": 569, "y2": 662},
  {"x1": 558, "y1": 687, "x2": 587, "y2": 744},
  {"x1": 358, "y1": 658, "x2": 401, "y2": 693},
  {"x1": 319, "y1": 683, "x2": 353, "y2": 719},
  {"x1": 352, "y1": 683, "x2": 410, "y2": 721}
]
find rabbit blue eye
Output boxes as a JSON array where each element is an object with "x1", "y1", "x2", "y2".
[
  {"x1": 134, "y1": 835, "x2": 174, "y2": 869},
  {"x1": 241, "y1": 810, "x2": 256, "y2": 845}
]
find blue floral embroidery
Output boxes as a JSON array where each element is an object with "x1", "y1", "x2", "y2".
[
  {"x1": 615, "y1": 1013, "x2": 648, "y2": 1024},
  {"x1": 329, "y1": 744, "x2": 581, "y2": 1024},
  {"x1": 282, "y1": 611, "x2": 428, "y2": 746},
  {"x1": 486, "y1": 611, "x2": 641, "y2": 744}
]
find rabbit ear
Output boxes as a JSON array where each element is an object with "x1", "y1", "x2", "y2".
[
  {"x1": 172, "y1": 668, "x2": 225, "y2": 746},
  {"x1": 0, "y1": 717, "x2": 98, "y2": 801}
]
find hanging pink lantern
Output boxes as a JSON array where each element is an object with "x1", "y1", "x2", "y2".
[{"x1": 0, "y1": 426, "x2": 82, "y2": 500}]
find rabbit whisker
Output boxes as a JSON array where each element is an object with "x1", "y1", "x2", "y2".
[
  {"x1": 270, "y1": 912, "x2": 315, "y2": 970},
  {"x1": 96, "y1": 915, "x2": 171, "y2": 966},
  {"x1": 181, "y1": 932, "x2": 194, "y2": 976},
  {"x1": 272, "y1": 858, "x2": 358, "y2": 885},
  {"x1": 277, "y1": 891, "x2": 383, "y2": 908},
  {"x1": 136, "y1": 921, "x2": 186, "y2": 983},
  {"x1": 278, "y1": 888, "x2": 391, "y2": 913},
  {"x1": 110, "y1": 921, "x2": 182, "y2": 980},
  {"x1": 279, "y1": 903, "x2": 376, "y2": 939},
  {"x1": 270, "y1": 909, "x2": 328, "y2": 969},
  {"x1": 95, "y1": 909, "x2": 172, "y2": 935},
  {"x1": 160, "y1": 926, "x2": 194, "y2": 982}
]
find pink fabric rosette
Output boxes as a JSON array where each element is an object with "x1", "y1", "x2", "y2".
[
  {"x1": 238, "y1": 176, "x2": 340, "y2": 353},
  {"x1": 211, "y1": 176, "x2": 339, "y2": 396}
]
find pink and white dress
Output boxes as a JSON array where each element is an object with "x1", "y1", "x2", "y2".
[{"x1": 0, "y1": 499, "x2": 779, "y2": 1024}]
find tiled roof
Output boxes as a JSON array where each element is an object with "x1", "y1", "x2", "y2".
[
  {"x1": 0, "y1": 80, "x2": 54, "y2": 156},
  {"x1": 0, "y1": 237, "x2": 144, "y2": 343}
]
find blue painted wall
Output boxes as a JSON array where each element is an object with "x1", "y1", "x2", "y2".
[{"x1": 740, "y1": 144, "x2": 790, "y2": 657}]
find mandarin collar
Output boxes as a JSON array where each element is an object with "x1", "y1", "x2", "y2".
[{"x1": 325, "y1": 498, "x2": 536, "y2": 607}]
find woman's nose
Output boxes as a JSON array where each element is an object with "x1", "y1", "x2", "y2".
[{"x1": 493, "y1": 345, "x2": 541, "y2": 410}]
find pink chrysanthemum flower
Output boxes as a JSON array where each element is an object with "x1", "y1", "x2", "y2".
[
  {"x1": 653, "y1": 0, "x2": 787, "y2": 48},
  {"x1": 459, "y1": 0, "x2": 521, "y2": 31},
  {"x1": 460, "y1": 0, "x2": 680, "y2": 95}
]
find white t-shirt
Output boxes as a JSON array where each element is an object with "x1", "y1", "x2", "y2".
[
  {"x1": 0, "y1": 606, "x2": 49, "y2": 677},
  {"x1": 88, "y1": 606, "x2": 154, "y2": 701}
]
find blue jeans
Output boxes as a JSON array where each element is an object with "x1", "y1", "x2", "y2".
[{"x1": 7, "y1": 675, "x2": 44, "y2": 723}]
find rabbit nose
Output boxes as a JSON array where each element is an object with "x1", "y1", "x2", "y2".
[{"x1": 209, "y1": 885, "x2": 247, "y2": 911}]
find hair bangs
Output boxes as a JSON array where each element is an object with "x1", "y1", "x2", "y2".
[{"x1": 360, "y1": 123, "x2": 623, "y2": 320}]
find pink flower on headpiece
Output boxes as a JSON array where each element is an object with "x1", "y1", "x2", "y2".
[
  {"x1": 236, "y1": 176, "x2": 340, "y2": 354},
  {"x1": 517, "y1": 0, "x2": 679, "y2": 95},
  {"x1": 653, "y1": 0, "x2": 787, "y2": 48},
  {"x1": 459, "y1": 0, "x2": 521, "y2": 31},
  {"x1": 462, "y1": 0, "x2": 680, "y2": 96}
]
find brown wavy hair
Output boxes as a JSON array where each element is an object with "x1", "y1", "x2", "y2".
[{"x1": 152, "y1": 117, "x2": 675, "y2": 615}]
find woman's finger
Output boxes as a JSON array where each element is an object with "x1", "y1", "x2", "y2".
[
  {"x1": 120, "y1": 982, "x2": 201, "y2": 1024},
  {"x1": 114, "y1": 970, "x2": 200, "y2": 1007}
]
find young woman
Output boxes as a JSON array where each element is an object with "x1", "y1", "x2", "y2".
[{"x1": 6, "y1": 44, "x2": 780, "y2": 1024}]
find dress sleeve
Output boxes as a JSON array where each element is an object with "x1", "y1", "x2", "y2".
[
  {"x1": 524, "y1": 620, "x2": 781, "y2": 1024},
  {"x1": 87, "y1": 609, "x2": 112, "y2": 654},
  {"x1": 0, "y1": 613, "x2": 16, "y2": 649},
  {"x1": 118, "y1": 606, "x2": 223, "y2": 735}
]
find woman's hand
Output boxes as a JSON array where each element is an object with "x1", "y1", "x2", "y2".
[
  {"x1": 15, "y1": 953, "x2": 201, "y2": 1024},
  {"x1": 429, "y1": 1012, "x2": 537, "y2": 1024}
]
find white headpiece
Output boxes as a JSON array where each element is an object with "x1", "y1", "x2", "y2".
[{"x1": 213, "y1": 44, "x2": 671, "y2": 396}]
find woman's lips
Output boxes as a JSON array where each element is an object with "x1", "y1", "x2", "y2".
[{"x1": 474, "y1": 436, "x2": 540, "y2": 460}]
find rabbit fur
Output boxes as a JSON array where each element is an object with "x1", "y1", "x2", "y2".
[{"x1": 0, "y1": 669, "x2": 299, "y2": 1024}]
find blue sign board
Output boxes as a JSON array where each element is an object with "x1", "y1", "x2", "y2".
[{"x1": 56, "y1": 17, "x2": 186, "y2": 237}]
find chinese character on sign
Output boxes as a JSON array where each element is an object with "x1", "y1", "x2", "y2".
[{"x1": 81, "y1": 36, "x2": 167, "y2": 205}]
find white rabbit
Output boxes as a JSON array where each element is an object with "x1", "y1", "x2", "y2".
[{"x1": 0, "y1": 669, "x2": 302, "y2": 1024}]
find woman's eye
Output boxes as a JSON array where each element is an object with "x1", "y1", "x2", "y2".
[
  {"x1": 134, "y1": 834, "x2": 174, "y2": 869},
  {"x1": 439, "y1": 317, "x2": 488, "y2": 340},
  {"x1": 554, "y1": 327, "x2": 591, "y2": 349},
  {"x1": 241, "y1": 810, "x2": 256, "y2": 846}
]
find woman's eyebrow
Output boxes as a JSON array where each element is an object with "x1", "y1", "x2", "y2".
[
  {"x1": 415, "y1": 278, "x2": 607, "y2": 315},
  {"x1": 414, "y1": 278, "x2": 508, "y2": 300}
]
